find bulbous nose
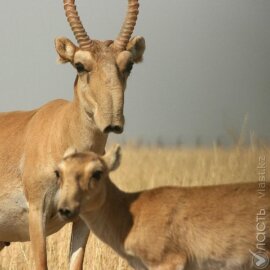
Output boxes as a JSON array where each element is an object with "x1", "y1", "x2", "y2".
[
  {"x1": 103, "y1": 125, "x2": 123, "y2": 134},
  {"x1": 58, "y1": 207, "x2": 73, "y2": 219}
]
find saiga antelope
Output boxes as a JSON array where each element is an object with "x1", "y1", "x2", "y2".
[
  {"x1": 0, "y1": 0, "x2": 145, "y2": 269},
  {"x1": 57, "y1": 146, "x2": 270, "y2": 270}
]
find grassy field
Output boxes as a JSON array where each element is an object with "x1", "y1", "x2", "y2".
[{"x1": 0, "y1": 145, "x2": 269, "y2": 270}]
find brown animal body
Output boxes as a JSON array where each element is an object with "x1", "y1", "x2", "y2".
[
  {"x1": 0, "y1": 1, "x2": 145, "y2": 269},
  {"x1": 57, "y1": 146, "x2": 270, "y2": 270}
]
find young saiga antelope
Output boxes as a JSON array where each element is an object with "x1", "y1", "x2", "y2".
[{"x1": 57, "y1": 146, "x2": 270, "y2": 270}]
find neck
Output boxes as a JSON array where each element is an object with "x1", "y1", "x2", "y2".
[{"x1": 81, "y1": 180, "x2": 140, "y2": 257}]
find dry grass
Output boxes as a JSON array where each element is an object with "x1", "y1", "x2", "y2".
[{"x1": 0, "y1": 145, "x2": 269, "y2": 270}]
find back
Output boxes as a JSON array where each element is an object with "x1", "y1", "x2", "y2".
[{"x1": 128, "y1": 182, "x2": 269, "y2": 269}]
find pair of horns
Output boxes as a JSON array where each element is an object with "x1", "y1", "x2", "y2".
[{"x1": 63, "y1": 0, "x2": 139, "y2": 51}]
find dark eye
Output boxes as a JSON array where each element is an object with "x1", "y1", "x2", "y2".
[
  {"x1": 125, "y1": 62, "x2": 134, "y2": 73},
  {"x1": 75, "y1": 62, "x2": 86, "y2": 73},
  {"x1": 54, "y1": 170, "x2": 60, "y2": 178},
  {"x1": 92, "y1": 170, "x2": 102, "y2": 181}
]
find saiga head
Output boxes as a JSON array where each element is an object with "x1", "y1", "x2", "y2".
[
  {"x1": 57, "y1": 145, "x2": 121, "y2": 220},
  {"x1": 55, "y1": 0, "x2": 145, "y2": 134}
]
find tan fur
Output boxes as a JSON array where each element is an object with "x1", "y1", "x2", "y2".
[
  {"x1": 57, "y1": 146, "x2": 270, "y2": 270},
  {"x1": 0, "y1": 37, "x2": 145, "y2": 270}
]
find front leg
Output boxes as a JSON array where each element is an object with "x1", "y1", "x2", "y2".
[
  {"x1": 29, "y1": 204, "x2": 48, "y2": 270},
  {"x1": 69, "y1": 217, "x2": 90, "y2": 270}
]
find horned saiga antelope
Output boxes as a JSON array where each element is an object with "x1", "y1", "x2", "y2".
[
  {"x1": 0, "y1": 0, "x2": 145, "y2": 269},
  {"x1": 57, "y1": 146, "x2": 270, "y2": 270}
]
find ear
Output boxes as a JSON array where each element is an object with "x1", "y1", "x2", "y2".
[
  {"x1": 103, "y1": 145, "x2": 121, "y2": 172},
  {"x1": 127, "y1": 36, "x2": 146, "y2": 63},
  {"x1": 55, "y1": 37, "x2": 77, "y2": 64},
  {"x1": 63, "y1": 147, "x2": 77, "y2": 159}
]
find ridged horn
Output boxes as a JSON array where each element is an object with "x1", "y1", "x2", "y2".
[
  {"x1": 114, "y1": 0, "x2": 139, "y2": 51},
  {"x1": 63, "y1": 0, "x2": 93, "y2": 50}
]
